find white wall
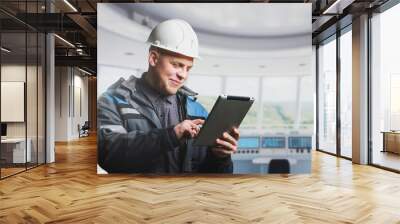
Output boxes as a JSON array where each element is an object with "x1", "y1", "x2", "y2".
[
  {"x1": 1, "y1": 65, "x2": 37, "y2": 138},
  {"x1": 55, "y1": 67, "x2": 68, "y2": 141},
  {"x1": 1, "y1": 65, "x2": 26, "y2": 136},
  {"x1": 72, "y1": 74, "x2": 89, "y2": 138},
  {"x1": 1, "y1": 63, "x2": 47, "y2": 164},
  {"x1": 55, "y1": 67, "x2": 89, "y2": 141}
]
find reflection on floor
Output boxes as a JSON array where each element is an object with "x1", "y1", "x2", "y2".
[
  {"x1": 0, "y1": 167, "x2": 25, "y2": 177},
  {"x1": 373, "y1": 150, "x2": 400, "y2": 171},
  {"x1": 0, "y1": 163, "x2": 41, "y2": 178}
]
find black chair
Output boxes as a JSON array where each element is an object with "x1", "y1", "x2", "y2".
[
  {"x1": 79, "y1": 121, "x2": 90, "y2": 138},
  {"x1": 268, "y1": 159, "x2": 290, "y2": 174}
]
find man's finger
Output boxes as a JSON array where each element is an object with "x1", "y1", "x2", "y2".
[
  {"x1": 230, "y1": 127, "x2": 240, "y2": 140},
  {"x1": 192, "y1": 126, "x2": 200, "y2": 135},
  {"x1": 192, "y1": 119, "x2": 205, "y2": 125},
  {"x1": 190, "y1": 129, "x2": 197, "y2": 138},
  {"x1": 221, "y1": 132, "x2": 237, "y2": 146},
  {"x1": 189, "y1": 122, "x2": 200, "y2": 131},
  {"x1": 216, "y1": 138, "x2": 237, "y2": 152}
]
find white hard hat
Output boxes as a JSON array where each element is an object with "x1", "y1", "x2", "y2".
[{"x1": 146, "y1": 19, "x2": 200, "y2": 59}]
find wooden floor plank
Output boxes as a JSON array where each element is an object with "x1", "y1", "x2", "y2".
[{"x1": 1, "y1": 135, "x2": 400, "y2": 223}]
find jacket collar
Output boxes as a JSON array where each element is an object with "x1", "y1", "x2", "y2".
[
  {"x1": 118, "y1": 75, "x2": 198, "y2": 129},
  {"x1": 116, "y1": 76, "x2": 161, "y2": 128},
  {"x1": 121, "y1": 74, "x2": 198, "y2": 99},
  {"x1": 178, "y1": 85, "x2": 198, "y2": 97}
]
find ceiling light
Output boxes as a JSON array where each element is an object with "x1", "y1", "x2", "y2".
[
  {"x1": 1, "y1": 47, "x2": 11, "y2": 53},
  {"x1": 78, "y1": 67, "x2": 92, "y2": 76},
  {"x1": 322, "y1": 0, "x2": 354, "y2": 15},
  {"x1": 54, "y1": 34, "x2": 75, "y2": 48},
  {"x1": 75, "y1": 42, "x2": 85, "y2": 48},
  {"x1": 63, "y1": 0, "x2": 78, "y2": 12}
]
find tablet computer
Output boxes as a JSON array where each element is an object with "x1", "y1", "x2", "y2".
[{"x1": 193, "y1": 95, "x2": 254, "y2": 146}]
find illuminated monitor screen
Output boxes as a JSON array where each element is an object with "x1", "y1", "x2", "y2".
[
  {"x1": 288, "y1": 136, "x2": 312, "y2": 149},
  {"x1": 238, "y1": 137, "x2": 260, "y2": 149},
  {"x1": 261, "y1": 137, "x2": 286, "y2": 148}
]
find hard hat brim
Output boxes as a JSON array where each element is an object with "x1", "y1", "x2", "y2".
[{"x1": 148, "y1": 43, "x2": 201, "y2": 60}]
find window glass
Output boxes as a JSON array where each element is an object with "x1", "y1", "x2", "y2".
[
  {"x1": 371, "y1": 4, "x2": 400, "y2": 171},
  {"x1": 318, "y1": 37, "x2": 337, "y2": 154}
]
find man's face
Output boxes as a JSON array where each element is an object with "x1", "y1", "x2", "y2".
[{"x1": 148, "y1": 49, "x2": 193, "y2": 95}]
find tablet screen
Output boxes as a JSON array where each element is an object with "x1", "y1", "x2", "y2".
[{"x1": 193, "y1": 95, "x2": 254, "y2": 146}]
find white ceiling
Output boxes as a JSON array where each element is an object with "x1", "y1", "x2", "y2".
[
  {"x1": 97, "y1": 3, "x2": 312, "y2": 77},
  {"x1": 127, "y1": 3, "x2": 310, "y2": 38}
]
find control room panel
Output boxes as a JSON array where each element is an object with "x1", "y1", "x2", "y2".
[{"x1": 232, "y1": 136, "x2": 312, "y2": 174}]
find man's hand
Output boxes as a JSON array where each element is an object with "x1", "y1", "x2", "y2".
[
  {"x1": 174, "y1": 119, "x2": 204, "y2": 140},
  {"x1": 211, "y1": 127, "x2": 240, "y2": 158}
]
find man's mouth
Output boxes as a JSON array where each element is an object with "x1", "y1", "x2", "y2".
[{"x1": 169, "y1": 79, "x2": 182, "y2": 87}]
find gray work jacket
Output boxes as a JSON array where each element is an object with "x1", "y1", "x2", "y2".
[{"x1": 97, "y1": 75, "x2": 233, "y2": 173}]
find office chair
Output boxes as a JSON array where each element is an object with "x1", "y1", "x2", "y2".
[
  {"x1": 79, "y1": 121, "x2": 90, "y2": 138},
  {"x1": 268, "y1": 159, "x2": 290, "y2": 174}
]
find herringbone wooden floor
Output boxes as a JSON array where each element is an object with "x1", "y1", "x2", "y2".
[{"x1": 1, "y1": 135, "x2": 400, "y2": 224}]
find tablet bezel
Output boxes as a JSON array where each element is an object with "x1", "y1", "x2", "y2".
[{"x1": 192, "y1": 94, "x2": 254, "y2": 146}]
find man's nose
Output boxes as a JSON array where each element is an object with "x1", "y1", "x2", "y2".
[{"x1": 176, "y1": 70, "x2": 187, "y2": 80}]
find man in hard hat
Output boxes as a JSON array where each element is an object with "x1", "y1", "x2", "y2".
[{"x1": 97, "y1": 19, "x2": 239, "y2": 173}]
